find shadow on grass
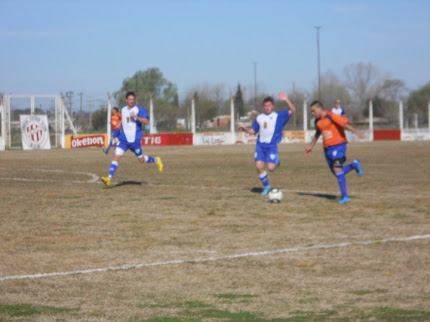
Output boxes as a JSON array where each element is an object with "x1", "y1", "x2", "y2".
[
  {"x1": 250, "y1": 187, "x2": 263, "y2": 194},
  {"x1": 297, "y1": 192, "x2": 338, "y2": 200},
  {"x1": 112, "y1": 181, "x2": 147, "y2": 188}
]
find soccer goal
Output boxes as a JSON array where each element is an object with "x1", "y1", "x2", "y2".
[{"x1": 2, "y1": 94, "x2": 77, "y2": 149}]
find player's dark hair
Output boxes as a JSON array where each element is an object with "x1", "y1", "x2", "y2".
[
  {"x1": 112, "y1": 107, "x2": 119, "y2": 113},
  {"x1": 125, "y1": 91, "x2": 136, "y2": 99},
  {"x1": 310, "y1": 100, "x2": 324, "y2": 109},
  {"x1": 263, "y1": 96, "x2": 274, "y2": 105}
]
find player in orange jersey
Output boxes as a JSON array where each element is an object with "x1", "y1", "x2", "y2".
[
  {"x1": 304, "y1": 100, "x2": 366, "y2": 204},
  {"x1": 103, "y1": 107, "x2": 122, "y2": 154}
]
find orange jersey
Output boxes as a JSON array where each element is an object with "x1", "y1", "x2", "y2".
[
  {"x1": 315, "y1": 111, "x2": 348, "y2": 148},
  {"x1": 111, "y1": 113, "x2": 121, "y2": 130}
]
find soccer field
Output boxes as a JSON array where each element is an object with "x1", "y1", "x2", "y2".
[{"x1": 0, "y1": 141, "x2": 429, "y2": 321}]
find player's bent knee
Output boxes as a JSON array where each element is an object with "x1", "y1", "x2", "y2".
[{"x1": 267, "y1": 165, "x2": 277, "y2": 172}]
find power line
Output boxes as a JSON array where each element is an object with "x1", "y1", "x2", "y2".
[
  {"x1": 314, "y1": 26, "x2": 322, "y2": 101},
  {"x1": 252, "y1": 61, "x2": 258, "y2": 109}
]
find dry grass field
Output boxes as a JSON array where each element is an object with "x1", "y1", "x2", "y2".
[{"x1": 0, "y1": 141, "x2": 429, "y2": 321}]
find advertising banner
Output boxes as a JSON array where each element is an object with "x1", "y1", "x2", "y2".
[
  {"x1": 66, "y1": 134, "x2": 108, "y2": 148},
  {"x1": 194, "y1": 132, "x2": 229, "y2": 145},
  {"x1": 20, "y1": 115, "x2": 51, "y2": 150},
  {"x1": 373, "y1": 129, "x2": 401, "y2": 141},
  {"x1": 402, "y1": 129, "x2": 430, "y2": 141},
  {"x1": 282, "y1": 131, "x2": 305, "y2": 143},
  {"x1": 142, "y1": 133, "x2": 193, "y2": 146}
]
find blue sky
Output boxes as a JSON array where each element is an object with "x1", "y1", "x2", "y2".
[{"x1": 1, "y1": 0, "x2": 429, "y2": 107}]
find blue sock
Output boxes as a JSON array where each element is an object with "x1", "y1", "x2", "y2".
[
  {"x1": 144, "y1": 155, "x2": 155, "y2": 163},
  {"x1": 336, "y1": 171, "x2": 347, "y2": 198},
  {"x1": 108, "y1": 161, "x2": 118, "y2": 178},
  {"x1": 343, "y1": 164, "x2": 354, "y2": 175},
  {"x1": 259, "y1": 171, "x2": 270, "y2": 187},
  {"x1": 106, "y1": 139, "x2": 113, "y2": 152}
]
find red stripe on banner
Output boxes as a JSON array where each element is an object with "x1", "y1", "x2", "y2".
[
  {"x1": 141, "y1": 133, "x2": 193, "y2": 146},
  {"x1": 373, "y1": 129, "x2": 401, "y2": 140}
]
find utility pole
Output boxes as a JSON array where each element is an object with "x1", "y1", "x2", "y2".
[
  {"x1": 292, "y1": 81, "x2": 297, "y2": 128},
  {"x1": 314, "y1": 26, "x2": 322, "y2": 101},
  {"x1": 252, "y1": 62, "x2": 258, "y2": 110},
  {"x1": 79, "y1": 92, "x2": 83, "y2": 130},
  {"x1": 88, "y1": 96, "x2": 93, "y2": 129}
]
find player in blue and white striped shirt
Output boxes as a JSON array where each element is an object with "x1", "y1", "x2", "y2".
[
  {"x1": 237, "y1": 92, "x2": 296, "y2": 195},
  {"x1": 101, "y1": 91, "x2": 163, "y2": 187}
]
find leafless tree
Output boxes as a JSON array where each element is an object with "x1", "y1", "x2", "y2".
[{"x1": 343, "y1": 62, "x2": 381, "y2": 112}]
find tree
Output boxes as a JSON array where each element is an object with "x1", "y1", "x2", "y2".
[
  {"x1": 343, "y1": 62, "x2": 381, "y2": 112},
  {"x1": 234, "y1": 84, "x2": 246, "y2": 117},
  {"x1": 182, "y1": 83, "x2": 230, "y2": 128},
  {"x1": 407, "y1": 82, "x2": 430, "y2": 126},
  {"x1": 311, "y1": 70, "x2": 351, "y2": 109},
  {"x1": 91, "y1": 107, "x2": 107, "y2": 131},
  {"x1": 379, "y1": 78, "x2": 407, "y2": 101},
  {"x1": 114, "y1": 67, "x2": 179, "y2": 129}
]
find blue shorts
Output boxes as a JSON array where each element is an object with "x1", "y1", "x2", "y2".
[
  {"x1": 324, "y1": 143, "x2": 347, "y2": 169},
  {"x1": 255, "y1": 143, "x2": 280, "y2": 164},
  {"x1": 112, "y1": 129, "x2": 121, "y2": 138},
  {"x1": 115, "y1": 139, "x2": 143, "y2": 158}
]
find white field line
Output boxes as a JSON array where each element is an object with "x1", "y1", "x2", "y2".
[
  {"x1": 1, "y1": 234, "x2": 429, "y2": 282},
  {"x1": 0, "y1": 167, "x2": 427, "y2": 198},
  {"x1": 0, "y1": 168, "x2": 99, "y2": 184}
]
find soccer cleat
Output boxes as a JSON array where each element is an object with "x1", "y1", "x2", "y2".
[
  {"x1": 339, "y1": 196, "x2": 350, "y2": 204},
  {"x1": 261, "y1": 186, "x2": 272, "y2": 195},
  {"x1": 353, "y1": 159, "x2": 363, "y2": 177},
  {"x1": 155, "y1": 157, "x2": 164, "y2": 172},
  {"x1": 101, "y1": 176, "x2": 111, "y2": 187},
  {"x1": 102, "y1": 148, "x2": 109, "y2": 155}
]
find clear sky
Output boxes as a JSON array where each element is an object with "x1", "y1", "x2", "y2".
[{"x1": 1, "y1": 0, "x2": 429, "y2": 106}]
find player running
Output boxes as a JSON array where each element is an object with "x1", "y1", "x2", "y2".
[
  {"x1": 101, "y1": 91, "x2": 163, "y2": 187},
  {"x1": 237, "y1": 92, "x2": 296, "y2": 195},
  {"x1": 304, "y1": 100, "x2": 365, "y2": 204},
  {"x1": 103, "y1": 107, "x2": 121, "y2": 154}
]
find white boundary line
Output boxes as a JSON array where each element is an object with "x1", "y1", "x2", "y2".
[
  {"x1": 0, "y1": 168, "x2": 99, "y2": 184},
  {"x1": 0, "y1": 167, "x2": 426, "y2": 198},
  {"x1": 1, "y1": 234, "x2": 429, "y2": 282}
]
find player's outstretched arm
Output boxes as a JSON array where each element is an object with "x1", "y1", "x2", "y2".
[
  {"x1": 304, "y1": 132, "x2": 320, "y2": 156},
  {"x1": 344, "y1": 123, "x2": 366, "y2": 139},
  {"x1": 237, "y1": 125, "x2": 255, "y2": 135},
  {"x1": 279, "y1": 92, "x2": 296, "y2": 115}
]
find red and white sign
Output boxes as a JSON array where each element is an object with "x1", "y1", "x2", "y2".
[
  {"x1": 141, "y1": 133, "x2": 193, "y2": 146},
  {"x1": 71, "y1": 135, "x2": 105, "y2": 148},
  {"x1": 20, "y1": 115, "x2": 51, "y2": 150}
]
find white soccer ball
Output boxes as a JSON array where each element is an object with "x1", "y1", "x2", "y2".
[{"x1": 268, "y1": 188, "x2": 283, "y2": 203}]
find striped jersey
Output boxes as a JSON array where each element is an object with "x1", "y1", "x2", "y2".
[
  {"x1": 251, "y1": 111, "x2": 290, "y2": 145},
  {"x1": 119, "y1": 105, "x2": 149, "y2": 143}
]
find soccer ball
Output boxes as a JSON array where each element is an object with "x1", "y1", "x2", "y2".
[{"x1": 268, "y1": 189, "x2": 283, "y2": 203}]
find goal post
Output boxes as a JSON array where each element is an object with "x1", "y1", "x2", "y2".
[
  {"x1": 0, "y1": 93, "x2": 5, "y2": 151},
  {"x1": 2, "y1": 94, "x2": 77, "y2": 149}
]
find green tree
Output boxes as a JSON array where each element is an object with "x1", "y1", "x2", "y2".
[
  {"x1": 234, "y1": 84, "x2": 245, "y2": 117},
  {"x1": 114, "y1": 67, "x2": 179, "y2": 129},
  {"x1": 407, "y1": 82, "x2": 430, "y2": 126},
  {"x1": 91, "y1": 107, "x2": 107, "y2": 131}
]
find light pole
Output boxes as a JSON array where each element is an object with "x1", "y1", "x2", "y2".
[
  {"x1": 252, "y1": 61, "x2": 258, "y2": 109},
  {"x1": 314, "y1": 26, "x2": 322, "y2": 100}
]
